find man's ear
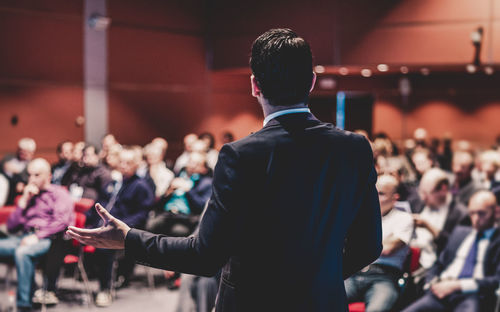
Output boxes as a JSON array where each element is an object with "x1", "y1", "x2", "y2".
[
  {"x1": 251, "y1": 75, "x2": 261, "y2": 97},
  {"x1": 309, "y1": 72, "x2": 317, "y2": 93}
]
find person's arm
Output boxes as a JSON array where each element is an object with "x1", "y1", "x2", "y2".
[
  {"x1": 68, "y1": 144, "x2": 240, "y2": 277},
  {"x1": 381, "y1": 235, "x2": 406, "y2": 256},
  {"x1": 343, "y1": 139, "x2": 383, "y2": 279}
]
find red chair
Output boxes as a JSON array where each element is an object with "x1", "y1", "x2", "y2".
[
  {"x1": 74, "y1": 198, "x2": 95, "y2": 213},
  {"x1": 63, "y1": 211, "x2": 93, "y2": 307},
  {"x1": 348, "y1": 302, "x2": 366, "y2": 312},
  {"x1": 0, "y1": 206, "x2": 15, "y2": 225}
]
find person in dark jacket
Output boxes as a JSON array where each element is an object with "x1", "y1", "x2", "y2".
[
  {"x1": 85, "y1": 147, "x2": 155, "y2": 307},
  {"x1": 61, "y1": 144, "x2": 112, "y2": 201},
  {"x1": 68, "y1": 28, "x2": 382, "y2": 312},
  {"x1": 403, "y1": 190, "x2": 500, "y2": 312}
]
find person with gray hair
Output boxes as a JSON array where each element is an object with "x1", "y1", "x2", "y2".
[
  {"x1": 403, "y1": 190, "x2": 500, "y2": 312},
  {"x1": 411, "y1": 168, "x2": 468, "y2": 270},
  {"x1": 0, "y1": 158, "x2": 74, "y2": 312},
  {"x1": 0, "y1": 137, "x2": 37, "y2": 205}
]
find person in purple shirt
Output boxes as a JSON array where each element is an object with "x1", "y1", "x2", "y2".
[{"x1": 0, "y1": 158, "x2": 74, "y2": 312}]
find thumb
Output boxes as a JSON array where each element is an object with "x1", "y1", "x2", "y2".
[{"x1": 95, "y1": 203, "x2": 115, "y2": 226}]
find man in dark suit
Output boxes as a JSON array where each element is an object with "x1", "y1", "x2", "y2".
[
  {"x1": 67, "y1": 28, "x2": 382, "y2": 312},
  {"x1": 403, "y1": 190, "x2": 500, "y2": 312}
]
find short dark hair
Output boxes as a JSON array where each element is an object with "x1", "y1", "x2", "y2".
[
  {"x1": 56, "y1": 140, "x2": 72, "y2": 154},
  {"x1": 83, "y1": 144, "x2": 99, "y2": 155},
  {"x1": 250, "y1": 28, "x2": 313, "y2": 106},
  {"x1": 199, "y1": 132, "x2": 215, "y2": 149}
]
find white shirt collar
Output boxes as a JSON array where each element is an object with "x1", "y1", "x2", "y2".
[{"x1": 263, "y1": 108, "x2": 311, "y2": 127}]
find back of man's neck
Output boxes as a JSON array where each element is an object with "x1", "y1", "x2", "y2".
[{"x1": 262, "y1": 102, "x2": 308, "y2": 118}]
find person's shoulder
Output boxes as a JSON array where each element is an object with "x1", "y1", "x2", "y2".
[{"x1": 46, "y1": 184, "x2": 72, "y2": 201}]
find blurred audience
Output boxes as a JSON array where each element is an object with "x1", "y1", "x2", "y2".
[
  {"x1": 0, "y1": 128, "x2": 499, "y2": 311},
  {"x1": 146, "y1": 152, "x2": 212, "y2": 236},
  {"x1": 144, "y1": 142, "x2": 174, "y2": 198},
  {"x1": 198, "y1": 132, "x2": 218, "y2": 170},
  {"x1": 410, "y1": 168, "x2": 468, "y2": 270},
  {"x1": 51, "y1": 140, "x2": 73, "y2": 185},
  {"x1": 174, "y1": 133, "x2": 198, "y2": 174},
  {"x1": 0, "y1": 138, "x2": 36, "y2": 205},
  {"x1": 450, "y1": 151, "x2": 484, "y2": 207},
  {"x1": 345, "y1": 174, "x2": 414, "y2": 312},
  {"x1": 0, "y1": 158, "x2": 74, "y2": 312},
  {"x1": 85, "y1": 147, "x2": 155, "y2": 307},
  {"x1": 403, "y1": 190, "x2": 500, "y2": 312},
  {"x1": 61, "y1": 144, "x2": 112, "y2": 201}
]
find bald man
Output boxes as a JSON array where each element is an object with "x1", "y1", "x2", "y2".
[
  {"x1": 0, "y1": 158, "x2": 74, "y2": 312},
  {"x1": 403, "y1": 190, "x2": 500, "y2": 312},
  {"x1": 345, "y1": 175, "x2": 414, "y2": 312}
]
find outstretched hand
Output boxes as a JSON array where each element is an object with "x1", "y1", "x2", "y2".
[{"x1": 66, "y1": 203, "x2": 131, "y2": 249}]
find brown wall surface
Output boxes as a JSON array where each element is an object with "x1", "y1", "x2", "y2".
[
  {"x1": 209, "y1": 0, "x2": 500, "y2": 68},
  {"x1": 1, "y1": 0, "x2": 499, "y2": 162},
  {"x1": 107, "y1": 0, "x2": 209, "y2": 159},
  {"x1": 0, "y1": 1, "x2": 84, "y2": 162}
]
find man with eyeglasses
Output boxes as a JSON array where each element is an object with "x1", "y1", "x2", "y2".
[{"x1": 403, "y1": 190, "x2": 500, "y2": 312}]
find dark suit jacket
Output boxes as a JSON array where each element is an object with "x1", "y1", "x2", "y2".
[
  {"x1": 125, "y1": 113, "x2": 382, "y2": 311},
  {"x1": 86, "y1": 174, "x2": 155, "y2": 229},
  {"x1": 412, "y1": 198, "x2": 468, "y2": 255},
  {"x1": 426, "y1": 225, "x2": 500, "y2": 296}
]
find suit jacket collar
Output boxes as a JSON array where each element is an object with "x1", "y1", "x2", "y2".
[{"x1": 262, "y1": 112, "x2": 320, "y2": 129}]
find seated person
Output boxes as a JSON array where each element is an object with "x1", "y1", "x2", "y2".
[
  {"x1": 411, "y1": 168, "x2": 468, "y2": 270},
  {"x1": 51, "y1": 141, "x2": 74, "y2": 185},
  {"x1": 403, "y1": 190, "x2": 500, "y2": 312},
  {"x1": 146, "y1": 151, "x2": 213, "y2": 236},
  {"x1": 143, "y1": 142, "x2": 174, "y2": 199},
  {"x1": 61, "y1": 144, "x2": 111, "y2": 201},
  {"x1": 0, "y1": 138, "x2": 36, "y2": 205},
  {"x1": 0, "y1": 171, "x2": 9, "y2": 207},
  {"x1": 173, "y1": 133, "x2": 198, "y2": 175},
  {"x1": 450, "y1": 151, "x2": 484, "y2": 208},
  {"x1": 345, "y1": 174, "x2": 414, "y2": 312},
  {"x1": 0, "y1": 158, "x2": 74, "y2": 312},
  {"x1": 85, "y1": 147, "x2": 155, "y2": 307}
]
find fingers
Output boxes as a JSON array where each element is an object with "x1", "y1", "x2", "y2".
[
  {"x1": 95, "y1": 203, "x2": 115, "y2": 225},
  {"x1": 66, "y1": 229, "x2": 94, "y2": 245},
  {"x1": 67, "y1": 225, "x2": 102, "y2": 235}
]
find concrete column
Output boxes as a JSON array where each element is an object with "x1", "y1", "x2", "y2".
[{"x1": 84, "y1": 0, "x2": 108, "y2": 146}]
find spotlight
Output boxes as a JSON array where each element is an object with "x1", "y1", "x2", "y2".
[
  {"x1": 377, "y1": 64, "x2": 389, "y2": 72},
  {"x1": 339, "y1": 67, "x2": 349, "y2": 76},
  {"x1": 484, "y1": 66, "x2": 494, "y2": 75},
  {"x1": 400, "y1": 66, "x2": 409, "y2": 74},
  {"x1": 466, "y1": 64, "x2": 477, "y2": 74},
  {"x1": 314, "y1": 65, "x2": 325, "y2": 74},
  {"x1": 361, "y1": 69, "x2": 372, "y2": 77}
]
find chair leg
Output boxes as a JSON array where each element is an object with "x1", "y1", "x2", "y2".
[
  {"x1": 146, "y1": 266, "x2": 155, "y2": 290},
  {"x1": 77, "y1": 254, "x2": 93, "y2": 308},
  {"x1": 110, "y1": 257, "x2": 119, "y2": 299}
]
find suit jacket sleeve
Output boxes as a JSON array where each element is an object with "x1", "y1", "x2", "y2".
[
  {"x1": 342, "y1": 138, "x2": 383, "y2": 279},
  {"x1": 125, "y1": 145, "x2": 239, "y2": 277}
]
